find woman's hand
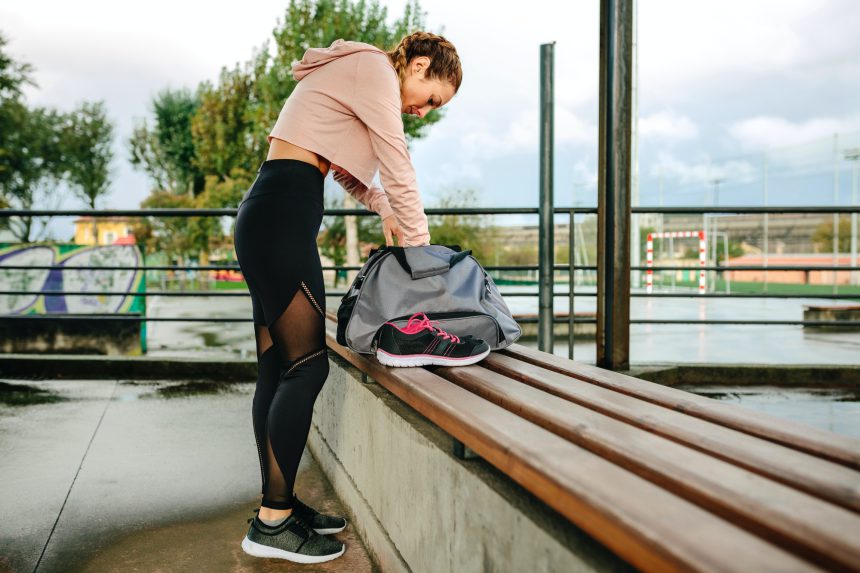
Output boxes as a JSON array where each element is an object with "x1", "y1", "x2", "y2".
[{"x1": 382, "y1": 214, "x2": 404, "y2": 246}]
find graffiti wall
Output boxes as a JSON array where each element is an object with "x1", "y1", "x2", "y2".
[{"x1": 0, "y1": 243, "x2": 146, "y2": 317}]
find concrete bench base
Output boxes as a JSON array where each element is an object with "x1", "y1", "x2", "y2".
[{"x1": 308, "y1": 353, "x2": 631, "y2": 572}]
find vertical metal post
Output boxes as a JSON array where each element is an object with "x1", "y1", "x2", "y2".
[
  {"x1": 538, "y1": 42, "x2": 556, "y2": 353},
  {"x1": 763, "y1": 153, "x2": 769, "y2": 293},
  {"x1": 630, "y1": 0, "x2": 640, "y2": 291},
  {"x1": 669, "y1": 235, "x2": 675, "y2": 290},
  {"x1": 568, "y1": 208, "x2": 576, "y2": 360},
  {"x1": 833, "y1": 134, "x2": 840, "y2": 294},
  {"x1": 658, "y1": 173, "x2": 664, "y2": 262},
  {"x1": 596, "y1": 0, "x2": 633, "y2": 370},
  {"x1": 845, "y1": 149, "x2": 860, "y2": 285},
  {"x1": 852, "y1": 158, "x2": 859, "y2": 286}
]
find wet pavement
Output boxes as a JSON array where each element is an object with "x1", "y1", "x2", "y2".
[
  {"x1": 0, "y1": 377, "x2": 376, "y2": 573},
  {"x1": 506, "y1": 286, "x2": 860, "y2": 365},
  {"x1": 144, "y1": 290, "x2": 860, "y2": 365},
  {"x1": 679, "y1": 385, "x2": 860, "y2": 439},
  {"x1": 139, "y1": 286, "x2": 860, "y2": 364}
]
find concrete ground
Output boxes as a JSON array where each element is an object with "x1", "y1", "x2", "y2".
[{"x1": 0, "y1": 376, "x2": 377, "y2": 573}]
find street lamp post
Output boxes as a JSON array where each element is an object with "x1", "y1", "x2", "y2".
[
  {"x1": 709, "y1": 177, "x2": 724, "y2": 291},
  {"x1": 846, "y1": 148, "x2": 860, "y2": 286}
]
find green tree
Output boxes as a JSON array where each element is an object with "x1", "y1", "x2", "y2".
[
  {"x1": 259, "y1": 0, "x2": 439, "y2": 144},
  {"x1": 0, "y1": 102, "x2": 65, "y2": 241},
  {"x1": 191, "y1": 0, "x2": 442, "y2": 209},
  {"x1": 427, "y1": 187, "x2": 492, "y2": 262},
  {"x1": 0, "y1": 30, "x2": 34, "y2": 195},
  {"x1": 0, "y1": 31, "x2": 59, "y2": 241},
  {"x1": 60, "y1": 100, "x2": 114, "y2": 244},
  {"x1": 0, "y1": 31, "x2": 34, "y2": 101},
  {"x1": 318, "y1": 191, "x2": 387, "y2": 276},
  {"x1": 256, "y1": 0, "x2": 446, "y2": 270},
  {"x1": 715, "y1": 238, "x2": 744, "y2": 264},
  {"x1": 813, "y1": 217, "x2": 852, "y2": 253},
  {"x1": 318, "y1": 187, "x2": 493, "y2": 287},
  {"x1": 132, "y1": 0, "x2": 449, "y2": 267},
  {"x1": 134, "y1": 190, "x2": 200, "y2": 271},
  {"x1": 129, "y1": 88, "x2": 202, "y2": 196},
  {"x1": 191, "y1": 64, "x2": 258, "y2": 181}
]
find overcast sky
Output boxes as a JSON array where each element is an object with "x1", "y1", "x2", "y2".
[{"x1": 3, "y1": 0, "x2": 860, "y2": 239}]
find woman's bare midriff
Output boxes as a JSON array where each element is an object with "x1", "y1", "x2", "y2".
[{"x1": 267, "y1": 137, "x2": 331, "y2": 178}]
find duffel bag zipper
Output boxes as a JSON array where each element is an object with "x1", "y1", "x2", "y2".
[{"x1": 388, "y1": 310, "x2": 503, "y2": 345}]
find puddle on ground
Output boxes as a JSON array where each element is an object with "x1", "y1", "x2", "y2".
[
  {"x1": 0, "y1": 380, "x2": 68, "y2": 406},
  {"x1": 681, "y1": 385, "x2": 860, "y2": 439},
  {"x1": 199, "y1": 332, "x2": 221, "y2": 347},
  {"x1": 120, "y1": 379, "x2": 243, "y2": 399}
]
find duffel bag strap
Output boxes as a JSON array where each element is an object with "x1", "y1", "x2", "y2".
[{"x1": 371, "y1": 244, "x2": 465, "y2": 278}]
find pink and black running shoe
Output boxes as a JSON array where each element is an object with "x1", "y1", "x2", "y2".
[{"x1": 375, "y1": 312, "x2": 491, "y2": 367}]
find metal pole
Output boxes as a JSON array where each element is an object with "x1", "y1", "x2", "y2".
[
  {"x1": 538, "y1": 42, "x2": 555, "y2": 353},
  {"x1": 763, "y1": 153, "x2": 769, "y2": 293},
  {"x1": 568, "y1": 208, "x2": 576, "y2": 359},
  {"x1": 710, "y1": 178, "x2": 722, "y2": 292},
  {"x1": 846, "y1": 149, "x2": 860, "y2": 286},
  {"x1": 702, "y1": 177, "x2": 708, "y2": 294},
  {"x1": 853, "y1": 159, "x2": 859, "y2": 286},
  {"x1": 833, "y1": 134, "x2": 840, "y2": 294},
  {"x1": 630, "y1": 0, "x2": 640, "y2": 291},
  {"x1": 658, "y1": 173, "x2": 664, "y2": 261},
  {"x1": 670, "y1": 235, "x2": 675, "y2": 290},
  {"x1": 596, "y1": 0, "x2": 633, "y2": 370}
]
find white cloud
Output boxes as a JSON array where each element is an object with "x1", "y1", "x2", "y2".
[
  {"x1": 637, "y1": 0, "x2": 854, "y2": 101},
  {"x1": 449, "y1": 106, "x2": 593, "y2": 163},
  {"x1": 649, "y1": 152, "x2": 758, "y2": 186},
  {"x1": 3, "y1": 0, "x2": 860, "y2": 212},
  {"x1": 728, "y1": 115, "x2": 860, "y2": 150},
  {"x1": 639, "y1": 111, "x2": 698, "y2": 141}
]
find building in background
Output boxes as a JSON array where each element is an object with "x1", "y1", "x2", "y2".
[
  {"x1": 73, "y1": 216, "x2": 136, "y2": 245},
  {"x1": 725, "y1": 254, "x2": 853, "y2": 285}
]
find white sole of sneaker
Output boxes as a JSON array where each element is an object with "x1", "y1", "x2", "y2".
[
  {"x1": 314, "y1": 522, "x2": 347, "y2": 535},
  {"x1": 241, "y1": 536, "x2": 345, "y2": 563},
  {"x1": 376, "y1": 347, "x2": 491, "y2": 368}
]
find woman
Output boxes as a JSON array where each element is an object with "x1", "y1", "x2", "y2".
[{"x1": 234, "y1": 32, "x2": 462, "y2": 563}]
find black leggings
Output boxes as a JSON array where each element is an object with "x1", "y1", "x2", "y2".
[{"x1": 233, "y1": 159, "x2": 329, "y2": 511}]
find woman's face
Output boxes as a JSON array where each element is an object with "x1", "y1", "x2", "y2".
[{"x1": 400, "y1": 56, "x2": 456, "y2": 118}]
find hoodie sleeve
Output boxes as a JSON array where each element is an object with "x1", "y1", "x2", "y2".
[
  {"x1": 350, "y1": 52, "x2": 431, "y2": 247},
  {"x1": 332, "y1": 165, "x2": 394, "y2": 220}
]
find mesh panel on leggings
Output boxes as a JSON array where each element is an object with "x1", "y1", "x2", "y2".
[{"x1": 256, "y1": 282, "x2": 329, "y2": 510}]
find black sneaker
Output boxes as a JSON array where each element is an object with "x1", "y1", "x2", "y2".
[
  {"x1": 241, "y1": 513, "x2": 345, "y2": 563},
  {"x1": 375, "y1": 312, "x2": 491, "y2": 367},
  {"x1": 292, "y1": 494, "x2": 348, "y2": 534}
]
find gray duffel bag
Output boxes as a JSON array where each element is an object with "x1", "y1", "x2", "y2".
[{"x1": 336, "y1": 244, "x2": 522, "y2": 354}]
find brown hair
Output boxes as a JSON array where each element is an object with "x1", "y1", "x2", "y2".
[{"x1": 386, "y1": 31, "x2": 462, "y2": 92}]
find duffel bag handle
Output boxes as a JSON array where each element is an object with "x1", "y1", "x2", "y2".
[{"x1": 370, "y1": 244, "x2": 472, "y2": 278}]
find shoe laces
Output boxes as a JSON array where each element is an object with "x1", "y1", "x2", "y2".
[
  {"x1": 397, "y1": 312, "x2": 461, "y2": 343},
  {"x1": 248, "y1": 508, "x2": 316, "y2": 537}
]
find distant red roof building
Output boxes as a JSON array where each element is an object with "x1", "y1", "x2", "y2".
[{"x1": 725, "y1": 254, "x2": 855, "y2": 285}]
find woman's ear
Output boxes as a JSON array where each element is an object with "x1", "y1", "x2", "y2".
[{"x1": 410, "y1": 55, "x2": 431, "y2": 77}]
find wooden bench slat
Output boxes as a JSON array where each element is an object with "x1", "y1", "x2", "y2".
[
  {"x1": 437, "y1": 363, "x2": 860, "y2": 572},
  {"x1": 483, "y1": 352, "x2": 860, "y2": 514},
  {"x1": 502, "y1": 344, "x2": 860, "y2": 471},
  {"x1": 323, "y1": 321, "x2": 823, "y2": 573}
]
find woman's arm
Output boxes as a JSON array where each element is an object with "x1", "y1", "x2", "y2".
[
  {"x1": 331, "y1": 165, "x2": 394, "y2": 220},
  {"x1": 350, "y1": 52, "x2": 431, "y2": 247}
]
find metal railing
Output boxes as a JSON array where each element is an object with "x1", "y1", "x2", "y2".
[{"x1": 2, "y1": 206, "x2": 860, "y2": 359}]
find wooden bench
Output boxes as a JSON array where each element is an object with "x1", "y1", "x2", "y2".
[{"x1": 323, "y1": 314, "x2": 860, "y2": 573}]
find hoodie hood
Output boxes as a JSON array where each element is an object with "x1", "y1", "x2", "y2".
[{"x1": 292, "y1": 39, "x2": 388, "y2": 81}]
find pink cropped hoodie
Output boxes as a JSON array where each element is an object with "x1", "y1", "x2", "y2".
[{"x1": 268, "y1": 39, "x2": 431, "y2": 246}]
